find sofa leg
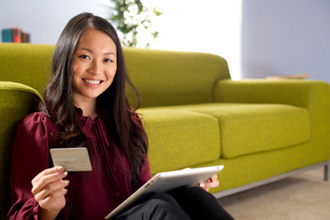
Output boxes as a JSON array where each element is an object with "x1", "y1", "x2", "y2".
[{"x1": 325, "y1": 163, "x2": 329, "y2": 181}]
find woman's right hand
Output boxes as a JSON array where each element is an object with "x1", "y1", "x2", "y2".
[{"x1": 31, "y1": 166, "x2": 69, "y2": 218}]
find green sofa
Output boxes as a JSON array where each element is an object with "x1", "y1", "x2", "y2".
[{"x1": 1, "y1": 43, "x2": 330, "y2": 218}]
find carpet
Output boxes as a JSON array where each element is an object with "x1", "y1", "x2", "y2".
[{"x1": 218, "y1": 166, "x2": 330, "y2": 220}]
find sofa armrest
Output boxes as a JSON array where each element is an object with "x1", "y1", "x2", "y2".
[
  {"x1": 0, "y1": 81, "x2": 42, "y2": 217},
  {"x1": 0, "y1": 81, "x2": 42, "y2": 100},
  {"x1": 213, "y1": 79, "x2": 330, "y2": 144},
  {"x1": 214, "y1": 79, "x2": 329, "y2": 108}
]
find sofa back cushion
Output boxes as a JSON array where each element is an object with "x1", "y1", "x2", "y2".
[
  {"x1": 124, "y1": 48, "x2": 230, "y2": 108},
  {"x1": 0, "y1": 44, "x2": 231, "y2": 108},
  {"x1": 0, "y1": 43, "x2": 54, "y2": 95}
]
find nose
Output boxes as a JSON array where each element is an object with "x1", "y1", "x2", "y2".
[{"x1": 89, "y1": 59, "x2": 103, "y2": 75}]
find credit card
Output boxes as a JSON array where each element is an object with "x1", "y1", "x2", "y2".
[{"x1": 50, "y1": 147, "x2": 92, "y2": 172}]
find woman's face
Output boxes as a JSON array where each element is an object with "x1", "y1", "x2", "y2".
[{"x1": 72, "y1": 28, "x2": 117, "y2": 106}]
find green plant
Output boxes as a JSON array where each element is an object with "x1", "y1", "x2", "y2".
[{"x1": 109, "y1": 0, "x2": 162, "y2": 48}]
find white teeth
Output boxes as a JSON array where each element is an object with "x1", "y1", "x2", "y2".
[{"x1": 84, "y1": 79, "x2": 101, "y2": 84}]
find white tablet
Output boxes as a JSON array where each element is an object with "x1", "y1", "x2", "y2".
[{"x1": 105, "y1": 165, "x2": 224, "y2": 219}]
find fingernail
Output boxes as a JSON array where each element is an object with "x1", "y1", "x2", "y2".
[
  {"x1": 64, "y1": 180, "x2": 70, "y2": 185},
  {"x1": 57, "y1": 166, "x2": 64, "y2": 171},
  {"x1": 62, "y1": 171, "x2": 68, "y2": 177}
]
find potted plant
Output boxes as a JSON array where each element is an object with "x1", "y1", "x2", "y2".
[{"x1": 109, "y1": 0, "x2": 162, "y2": 48}]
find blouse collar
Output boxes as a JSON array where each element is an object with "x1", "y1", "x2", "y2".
[{"x1": 74, "y1": 106, "x2": 108, "y2": 128}]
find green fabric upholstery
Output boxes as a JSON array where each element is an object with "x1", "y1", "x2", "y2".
[
  {"x1": 204, "y1": 141, "x2": 329, "y2": 194},
  {"x1": 137, "y1": 109, "x2": 220, "y2": 174},
  {"x1": 1, "y1": 43, "x2": 330, "y2": 217},
  {"x1": 145, "y1": 103, "x2": 310, "y2": 159},
  {"x1": 124, "y1": 47, "x2": 230, "y2": 107},
  {"x1": 0, "y1": 43, "x2": 54, "y2": 94},
  {"x1": 214, "y1": 79, "x2": 330, "y2": 150},
  {"x1": 0, "y1": 82, "x2": 41, "y2": 218}
]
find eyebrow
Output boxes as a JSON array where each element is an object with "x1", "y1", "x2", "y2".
[{"x1": 78, "y1": 48, "x2": 116, "y2": 56}]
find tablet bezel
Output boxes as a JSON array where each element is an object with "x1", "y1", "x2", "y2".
[{"x1": 105, "y1": 165, "x2": 224, "y2": 219}]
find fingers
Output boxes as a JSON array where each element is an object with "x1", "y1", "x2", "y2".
[
  {"x1": 31, "y1": 166, "x2": 68, "y2": 195},
  {"x1": 31, "y1": 166, "x2": 69, "y2": 204},
  {"x1": 30, "y1": 166, "x2": 69, "y2": 212},
  {"x1": 37, "y1": 187, "x2": 68, "y2": 212},
  {"x1": 206, "y1": 177, "x2": 219, "y2": 188},
  {"x1": 34, "y1": 180, "x2": 69, "y2": 203},
  {"x1": 200, "y1": 174, "x2": 219, "y2": 191},
  {"x1": 32, "y1": 166, "x2": 66, "y2": 185}
]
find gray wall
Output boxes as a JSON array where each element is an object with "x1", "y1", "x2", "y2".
[{"x1": 241, "y1": 0, "x2": 330, "y2": 83}]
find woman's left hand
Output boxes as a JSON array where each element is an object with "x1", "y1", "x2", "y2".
[{"x1": 199, "y1": 174, "x2": 219, "y2": 192}]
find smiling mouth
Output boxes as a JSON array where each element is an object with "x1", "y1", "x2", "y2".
[{"x1": 83, "y1": 79, "x2": 103, "y2": 85}]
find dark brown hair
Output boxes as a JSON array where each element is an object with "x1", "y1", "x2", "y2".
[{"x1": 40, "y1": 12, "x2": 147, "y2": 187}]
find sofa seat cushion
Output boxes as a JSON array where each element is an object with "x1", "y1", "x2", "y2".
[
  {"x1": 137, "y1": 108, "x2": 220, "y2": 174},
  {"x1": 152, "y1": 103, "x2": 310, "y2": 159}
]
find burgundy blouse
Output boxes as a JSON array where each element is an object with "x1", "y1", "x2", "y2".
[{"x1": 7, "y1": 108, "x2": 151, "y2": 220}]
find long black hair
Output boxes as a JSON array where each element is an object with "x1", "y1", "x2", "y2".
[{"x1": 40, "y1": 12, "x2": 148, "y2": 187}]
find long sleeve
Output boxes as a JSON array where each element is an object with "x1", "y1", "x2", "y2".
[
  {"x1": 8, "y1": 108, "x2": 152, "y2": 219},
  {"x1": 7, "y1": 112, "x2": 70, "y2": 220}
]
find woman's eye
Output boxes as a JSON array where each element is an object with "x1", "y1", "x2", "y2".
[
  {"x1": 104, "y1": 59, "x2": 113, "y2": 63},
  {"x1": 79, "y1": 55, "x2": 90, "y2": 60}
]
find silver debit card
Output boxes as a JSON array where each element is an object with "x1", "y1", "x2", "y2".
[{"x1": 50, "y1": 147, "x2": 92, "y2": 172}]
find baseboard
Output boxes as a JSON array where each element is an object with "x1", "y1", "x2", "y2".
[{"x1": 213, "y1": 160, "x2": 330, "y2": 198}]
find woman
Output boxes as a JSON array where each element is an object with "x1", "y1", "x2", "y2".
[{"x1": 8, "y1": 12, "x2": 234, "y2": 220}]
